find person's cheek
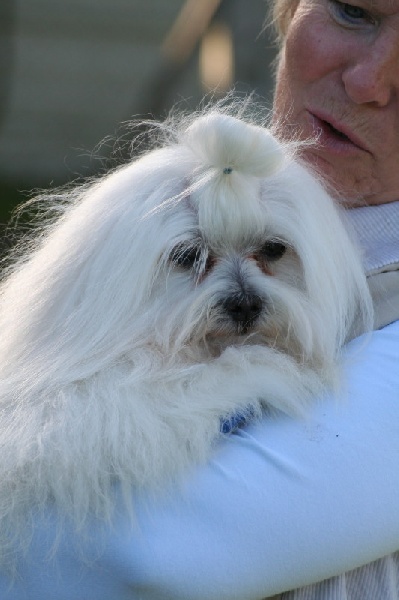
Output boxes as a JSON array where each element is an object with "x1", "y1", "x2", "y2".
[{"x1": 284, "y1": 13, "x2": 341, "y2": 85}]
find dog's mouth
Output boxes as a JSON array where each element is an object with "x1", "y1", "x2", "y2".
[
  {"x1": 235, "y1": 321, "x2": 259, "y2": 335},
  {"x1": 203, "y1": 327, "x2": 271, "y2": 353}
]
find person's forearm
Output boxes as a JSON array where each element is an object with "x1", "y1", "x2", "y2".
[
  {"x1": 0, "y1": 322, "x2": 398, "y2": 600},
  {"x1": 116, "y1": 320, "x2": 399, "y2": 599}
]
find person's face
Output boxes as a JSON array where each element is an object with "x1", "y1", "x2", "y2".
[{"x1": 273, "y1": 0, "x2": 399, "y2": 205}]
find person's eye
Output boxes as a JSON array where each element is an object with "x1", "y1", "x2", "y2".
[{"x1": 328, "y1": 0, "x2": 376, "y2": 27}]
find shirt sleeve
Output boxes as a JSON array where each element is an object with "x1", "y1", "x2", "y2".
[{"x1": 1, "y1": 321, "x2": 399, "y2": 600}]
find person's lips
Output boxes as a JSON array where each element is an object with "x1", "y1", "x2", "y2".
[{"x1": 306, "y1": 110, "x2": 371, "y2": 156}]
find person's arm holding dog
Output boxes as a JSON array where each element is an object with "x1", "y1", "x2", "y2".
[{"x1": 0, "y1": 322, "x2": 397, "y2": 600}]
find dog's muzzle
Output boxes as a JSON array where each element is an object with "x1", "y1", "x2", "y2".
[{"x1": 222, "y1": 293, "x2": 263, "y2": 331}]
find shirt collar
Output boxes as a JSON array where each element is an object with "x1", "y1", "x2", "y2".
[{"x1": 347, "y1": 201, "x2": 399, "y2": 275}]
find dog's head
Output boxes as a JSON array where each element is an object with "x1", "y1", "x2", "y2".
[
  {"x1": 1, "y1": 110, "x2": 371, "y2": 387},
  {"x1": 123, "y1": 112, "x2": 372, "y2": 367},
  {"x1": 156, "y1": 183, "x2": 308, "y2": 358}
]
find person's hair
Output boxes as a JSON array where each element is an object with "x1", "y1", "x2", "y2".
[{"x1": 271, "y1": 0, "x2": 300, "y2": 42}]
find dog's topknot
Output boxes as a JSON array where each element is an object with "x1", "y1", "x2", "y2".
[
  {"x1": 180, "y1": 112, "x2": 286, "y2": 246},
  {"x1": 183, "y1": 112, "x2": 285, "y2": 178}
]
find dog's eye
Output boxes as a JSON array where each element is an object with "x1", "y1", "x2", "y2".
[
  {"x1": 260, "y1": 241, "x2": 287, "y2": 261},
  {"x1": 170, "y1": 244, "x2": 200, "y2": 269}
]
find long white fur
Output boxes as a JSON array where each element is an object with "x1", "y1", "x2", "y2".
[{"x1": 0, "y1": 103, "x2": 373, "y2": 558}]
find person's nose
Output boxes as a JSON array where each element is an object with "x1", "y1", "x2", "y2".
[{"x1": 342, "y1": 32, "x2": 399, "y2": 106}]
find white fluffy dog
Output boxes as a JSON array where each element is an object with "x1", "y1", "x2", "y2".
[{"x1": 0, "y1": 105, "x2": 372, "y2": 556}]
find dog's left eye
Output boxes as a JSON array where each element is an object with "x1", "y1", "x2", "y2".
[
  {"x1": 260, "y1": 241, "x2": 287, "y2": 261},
  {"x1": 170, "y1": 244, "x2": 200, "y2": 269}
]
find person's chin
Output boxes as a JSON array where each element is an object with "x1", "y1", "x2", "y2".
[{"x1": 301, "y1": 150, "x2": 365, "y2": 206}]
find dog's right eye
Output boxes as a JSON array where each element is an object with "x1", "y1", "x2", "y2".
[{"x1": 170, "y1": 244, "x2": 200, "y2": 269}]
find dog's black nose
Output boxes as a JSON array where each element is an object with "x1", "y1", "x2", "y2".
[{"x1": 223, "y1": 294, "x2": 263, "y2": 326}]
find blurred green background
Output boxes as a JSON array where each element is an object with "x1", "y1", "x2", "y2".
[{"x1": 0, "y1": 0, "x2": 277, "y2": 224}]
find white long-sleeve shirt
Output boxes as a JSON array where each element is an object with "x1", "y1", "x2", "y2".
[{"x1": 272, "y1": 202, "x2": 399, "y2": 600}]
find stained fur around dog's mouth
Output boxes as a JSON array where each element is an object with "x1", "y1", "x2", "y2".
[{"x1": 198, "y1": 315, "x2": 280, "y2": 357}]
